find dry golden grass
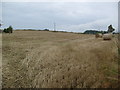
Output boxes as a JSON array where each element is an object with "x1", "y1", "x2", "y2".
[
  {"x1": 2, "y1": 31, "x2": 119, "y2": 88},
  {"x1": 0, "y1": 33, "x2": 2, "y2": 89}
]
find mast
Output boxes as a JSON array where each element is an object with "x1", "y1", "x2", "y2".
[{"x1": 54, "y1": 22, "x2": 56, "y2": 31}]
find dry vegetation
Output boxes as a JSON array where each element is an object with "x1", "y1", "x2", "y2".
[
  {"x1": 2, "y1": 31, "x2": 119, "y2": 88},
  {"x1": 0, "y1": 34, "x2": 2, "y2": 89}
]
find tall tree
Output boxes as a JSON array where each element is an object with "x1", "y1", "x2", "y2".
[{"x1": 108, "y1": 25, "x2": 115, "y2": 33}]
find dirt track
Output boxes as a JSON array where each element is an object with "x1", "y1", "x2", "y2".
[{"x1": 2, "y1": 31, "x2": 118, "y2": 88}]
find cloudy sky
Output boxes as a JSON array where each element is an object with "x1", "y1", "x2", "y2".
[{"x1": 2, "y1": 1, "x2": 118, "y2": 32}]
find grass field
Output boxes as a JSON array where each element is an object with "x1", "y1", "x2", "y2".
[{"x1": 2, "y1": 31, "x2": 119, "y2": 88}]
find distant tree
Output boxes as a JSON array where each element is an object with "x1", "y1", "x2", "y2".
[
  {"x1": 108, "y1": 25, "x2": 115, "y2": 33},
  {"x1": 84, "y1": 30, "x2": 100, "y2": 34},
  {"x1": 3, "y1": 28, "x2": 8, "y2": 33},
  {"x1": 84, "y1": 30, "x2": 108, "y2": 34},
  {"x1": 44, "y1": 29, "x2": 49, "y2": 31},
  {"x1": 8, "y1": 26, "x2": 13, "y2": 33},
  {"x1": 3, "y1": 26, "x2": 13, "y2": 33}
]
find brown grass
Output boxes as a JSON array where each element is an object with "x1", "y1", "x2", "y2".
[
  {"x1": 2, "y1": 31, "x2": 119, "y2": 88},
  {"x1": 0, "y1": 34, "x2": 2, "y2": 89}
]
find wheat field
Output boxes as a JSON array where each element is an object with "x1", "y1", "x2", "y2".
[{"x1": 2, "y1": 31, "x2": 119, "y2": 88}]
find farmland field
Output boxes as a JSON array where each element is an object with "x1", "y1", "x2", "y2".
[{"x1": 2, "y1": 31, "x2": 119, "y2": 88}]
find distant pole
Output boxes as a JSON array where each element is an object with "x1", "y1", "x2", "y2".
[{"x1": 54, "y1": 22, "x2": 56, "y2": 31}]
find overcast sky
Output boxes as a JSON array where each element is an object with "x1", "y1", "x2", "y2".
[{"x1": 2, "y1": 2, "x2": 118, "y2": 32}]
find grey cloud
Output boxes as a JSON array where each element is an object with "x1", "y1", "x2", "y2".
[{"x1": 2, "y1": 2, "x2": 118, "y2": 32}]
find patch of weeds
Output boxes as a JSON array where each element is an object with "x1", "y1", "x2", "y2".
[{"x1": 105, "y1": 68, "x2": 118, "y2": 76}]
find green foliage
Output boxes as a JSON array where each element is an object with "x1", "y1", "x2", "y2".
[
  {"x1": 84, "y1": 30, "x2": 108, "y2": 34},
  {"x1": 3, "y1": 26, "x2": 13, "y2": 33},
  {"x1": 3, "y1": 28, "x2": 8, "y2": 33},
  {"x1": 44, "y1": 29, "x2": 49, "y2": 31},
  {"x1": 108, "y1": 25, "x2": 115, "y2": 33}
]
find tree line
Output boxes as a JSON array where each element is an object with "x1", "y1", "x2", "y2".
[{"x1": 84, "y1": 25, "x2": 115, "y2": 34}]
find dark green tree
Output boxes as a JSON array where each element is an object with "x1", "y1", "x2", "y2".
[
  {"x1": 8, "y1": 26, "x2": 13, "y2": 33},
  {"x1": 3, "y1": 28, "x2": 8, "y2": 33},
  {"x1": 3, "y1": 26, "x2": 13, "y2": 33},
  {"x1": 108, "y1": 25, "x2": 115, "y2": 33}
]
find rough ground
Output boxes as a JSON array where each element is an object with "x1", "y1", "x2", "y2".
[
  {"x1": 0, "y1": 34, "x2": 2, "y2": 89},
  {"x1": 2, "y1": 31, "x2": 119, "y2": 88}
]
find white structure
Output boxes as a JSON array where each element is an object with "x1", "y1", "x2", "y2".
[{"x1": 103, "y1": 33, "x2": 113, "y2": 40}]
